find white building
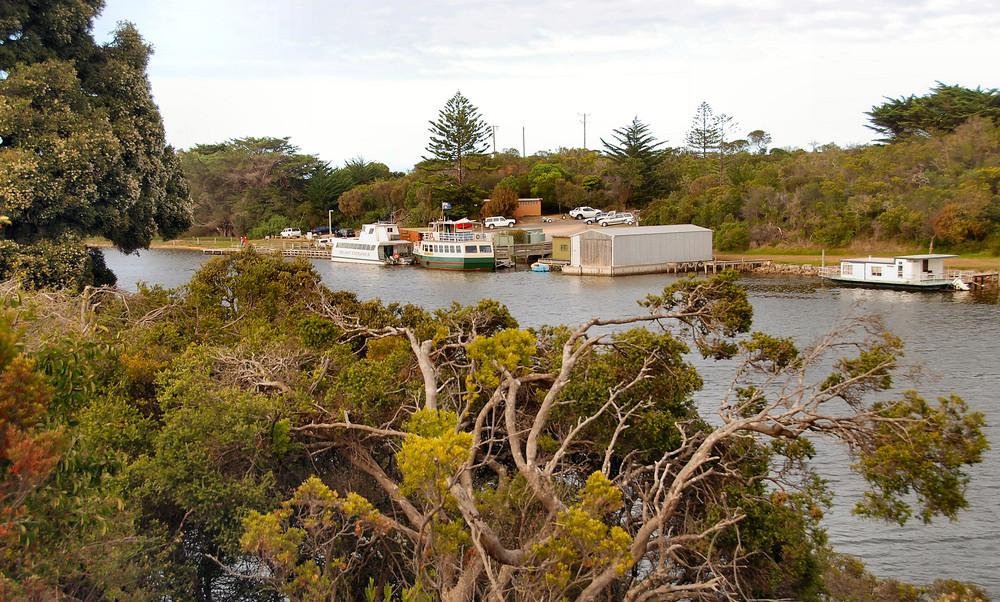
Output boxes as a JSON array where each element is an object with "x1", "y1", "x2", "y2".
[{"x1": 562, "y1": 225, "x2": 713, "y2": 276}]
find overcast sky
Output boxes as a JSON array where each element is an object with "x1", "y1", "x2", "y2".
[{"x1": 92, "y1": 0, "x2": 997, "y2": 172}]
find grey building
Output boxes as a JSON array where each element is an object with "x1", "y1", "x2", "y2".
[{"x1": 562, "y1": 225, "x2": 713, "y2": 276}]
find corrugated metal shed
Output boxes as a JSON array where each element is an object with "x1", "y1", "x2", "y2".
[{"x1": 564, "y1": 225, "x2": 713, "y2": 276}]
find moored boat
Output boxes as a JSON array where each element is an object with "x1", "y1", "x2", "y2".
[
  {"x1": 413, "y1": 219, "x2": 495, "y2": 271},
  {"x1": 330, "y1": 222, "x2": 413, "y2": 265},
  {"x1": 818, "y1": 254, "x2": 971, "y2": 290}
]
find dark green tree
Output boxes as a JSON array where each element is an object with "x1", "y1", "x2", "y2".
[
  {"x1": 0, "y1": 6, "x2": 191, "y2": 254},
  {"x1": 601, "y1": 116, "x2": 666, "y2": 206},
  {"x1": 867, "y1": 82, "x2": 1000, "y2": 142},
  {"x1": 424, "y1": 91, "x2": 490, "y2": 185}
]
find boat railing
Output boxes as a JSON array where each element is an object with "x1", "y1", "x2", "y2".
[
  {"x1": 423, "y1": 232, "x2": 479, "y2": 242},
  {"x1": 820, "y1": 265, "x2": 974, "y2": 283}
]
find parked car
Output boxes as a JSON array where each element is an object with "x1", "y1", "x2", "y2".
[
  {"x1": 310, "y1": 225, "x2": 331, "y2": 236},
  {"x1": 569, "y1": 206, "x2": 601, "y2": 220},
  {"x1": 280, "y1": 227, "x2": 301, "y2": 238},
  {"x1": 598, "y1": 212, "x2": 636, "y2": 226},
  {"x1": 335, "y1": 227, "x2": 356, "y2": 238},
  {"x1": 584, "y1": 212, "x2": 609, "y2": 225},
  {"x1": 483, "y1": 216, "x2": 516, "y2": 229}
]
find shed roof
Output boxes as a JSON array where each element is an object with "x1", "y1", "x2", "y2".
[{"x1": 570, "y1": 224, "x2": 712, "y2": 238}]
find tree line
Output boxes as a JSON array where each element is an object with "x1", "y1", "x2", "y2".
[{"x1": 174, "y1": 84, "x2": 1000, "y2": 258}]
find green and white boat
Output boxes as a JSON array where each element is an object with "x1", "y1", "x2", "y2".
[{"x1": 413, "y1": 219, "x2": 495, "y2": 271}]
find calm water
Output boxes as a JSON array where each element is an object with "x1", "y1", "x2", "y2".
[{"x1": 105, "y1": 248, "x2": 1000, "y2": 594}]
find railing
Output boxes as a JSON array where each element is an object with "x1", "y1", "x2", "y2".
[
  {"x1": 817, "y1": 265, "x2": 973, "y2": 284},
  {"x1": 423, "y1": 232, "x2": 479, "y2": 242}
]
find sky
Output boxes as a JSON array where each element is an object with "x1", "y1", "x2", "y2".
[{"x1": 92, "y1": 0, "x2": 998, "y2": 173}]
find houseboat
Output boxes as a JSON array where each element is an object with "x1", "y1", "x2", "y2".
[
  {"x1": 330, "y1": 222, "x2": 413, "y2": 265},
  {"x1": 413, "y1": 219, "x2": 495, "y2": 271},
  {"x1": 818, "y1": 254, "x2": 970, "y2": 290}
]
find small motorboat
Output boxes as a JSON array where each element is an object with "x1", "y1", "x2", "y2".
[{"x1": 530, "y1": 262, "x2": 550, "y2": 272}]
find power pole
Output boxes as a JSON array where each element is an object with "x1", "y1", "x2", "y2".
[
  {"x1": 490, "y1": 125, "x2": 498, "y2": 155},
  {"x1": 522, "y1": 126, "x2": 526, "y2": 158},
  {"x1": 579, "y1": 113, "x2": 590, "y2": 149}
]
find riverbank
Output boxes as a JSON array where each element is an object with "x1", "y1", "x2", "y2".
[{"x1": 92, "y1": 219, "x2": 1000, "y2": 273}]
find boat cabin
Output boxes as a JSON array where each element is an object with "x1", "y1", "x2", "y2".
[{"x1": 831, "y1": 254, "x2": 959, "y2": 289}]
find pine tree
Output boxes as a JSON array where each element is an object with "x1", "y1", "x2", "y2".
[
  {"x1": 601, "y1": 116, "x2": 667, "y2": 206},
  {"x1": 686, "y1": 102, "x2": 722, "y2": 160},
  {"x1": 424, "y1": 91, "x2": 490, "y2": 185}
]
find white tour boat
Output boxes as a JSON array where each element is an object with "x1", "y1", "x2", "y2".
[{"x1": 330, "y1": 223, "x2": 414, "y2": 265}]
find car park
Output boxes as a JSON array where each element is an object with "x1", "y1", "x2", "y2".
[
  {"x1": 483, "y1": 216, "x2": 516, "y2": 229},
  {"x1": 280, "y1": 227, "x2": 301, "y2": 238},
  {"x1": 598, "y1": 212, "x2": 636, "y2": 226},
  {"x1": 569, "y1": 206, "x2": 601, "y2": 220}
]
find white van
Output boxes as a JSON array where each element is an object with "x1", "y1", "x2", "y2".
[{"x1": 280, "y1": 227, "x2": 301, "y2": 238}]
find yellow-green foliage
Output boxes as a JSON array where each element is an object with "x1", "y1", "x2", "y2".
[
  {"x1": 467, "y1": 328, "x2": 536, "y2": 387},
  {"x1": 397, "y1": 409, "x2": 473, "y2": 508},
  {"x1": 854, "y1": 392, "x2": 988, "y2": 524},
  {"x1": 240, "y1": 476, "x2": 385, "y2": 600},
  {"x1": 530, "y1": 472, "x2": 633, "y2": 595}
]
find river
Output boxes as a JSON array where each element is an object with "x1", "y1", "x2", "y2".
[{"x1": 104, "y1": 248, "x2": 1000, "y2": 595}]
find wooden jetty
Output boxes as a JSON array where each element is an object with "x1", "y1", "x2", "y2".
[
  {"x1": 963, "y1": 270, "x2": 1000, "y2": 289},
  {"x1": 493, "y1": 241, "x2": 553, "y2": 266},
  {"x1": 202, "y1": 245, "x2": 325, "y2": 258}
]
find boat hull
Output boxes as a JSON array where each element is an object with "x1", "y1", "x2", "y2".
[
  {"x1": 414, "y1": 254, "x2": 494, "y2": 271},
  {"x1": 826, "y1": 277, "x2": 954, "y2": 290}
]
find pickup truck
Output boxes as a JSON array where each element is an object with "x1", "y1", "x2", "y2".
[{"x1": 569, "y1": 206, "x2": 601, "y2": 220}]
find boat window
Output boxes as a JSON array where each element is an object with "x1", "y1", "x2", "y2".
[
  {"x1": 480, "y1": 245, "x2": 491, "y2": 253},
  {"x1": 871, "y1": 266, "x2": 882, "y2": 277},
  {"x1": 449, "y1": 245, "x2": 456, "y2": 253},
  {"x1": 465, "y1": 245, "x2": 477, "y2": 253},
  {"x1": 842, "y1": 264, "x2": 853, "y2": 275}
]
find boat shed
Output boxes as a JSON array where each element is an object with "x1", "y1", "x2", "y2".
[{"x1": 562, "y1": 224, "x2": 713, "y2": 276}]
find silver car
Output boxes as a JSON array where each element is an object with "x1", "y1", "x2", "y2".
[{"x1": 597, "y1": 212, "x2": 636, "y2": 226}]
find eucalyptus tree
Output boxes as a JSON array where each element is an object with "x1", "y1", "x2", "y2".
[{"x1": 424, "y1": 91, "x2": 491, "y2": 186}]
